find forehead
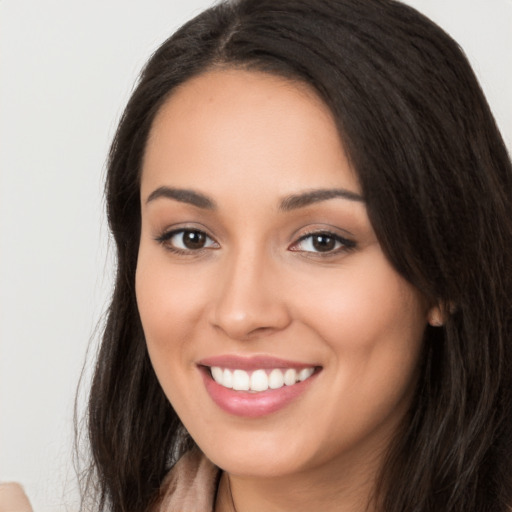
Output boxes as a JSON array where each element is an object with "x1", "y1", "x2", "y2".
[{"x1": 141, "y1": 68, "x2": 360, "y2": 200}]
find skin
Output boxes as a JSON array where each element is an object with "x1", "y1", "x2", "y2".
[{"x1": 136, "y1": 69, "x2": 440, "y2": 512}]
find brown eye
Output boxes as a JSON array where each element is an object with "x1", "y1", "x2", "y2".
[
  {"x1": 182, "y1": 230, "x2": 207, "y2": 249},
  {"x1": 290, "y1": 231, "x2": 356, "y2": 255},
  {"x1": 312, "y1": 234, "x2": 336, "y2": 252},
  {"x1": 157, "y1": 229, "x2": 218, "y2": 252}
]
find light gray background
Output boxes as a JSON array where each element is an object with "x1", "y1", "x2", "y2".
[{"x1": 1, "y1": 1, "x2": 511, "y2": 511}]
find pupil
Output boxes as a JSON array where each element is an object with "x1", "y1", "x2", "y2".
[
  {"x1": 183, "y1": 231, "x2": 205, "y2": 249},
  {"x1": 312, "y1": 235, "x2": 335, "y2": 252}
]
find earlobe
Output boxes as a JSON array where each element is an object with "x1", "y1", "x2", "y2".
[
  {"x1": 427, "y1": 301, "x2": 455, "y2": 327},
  {"x1": 427, "y1": 305, "x2": 445, "y2": 327}
]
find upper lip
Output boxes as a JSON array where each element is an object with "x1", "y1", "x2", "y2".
[{"x1": 197, "y1": 354, "x2": 320, "y2": 371}]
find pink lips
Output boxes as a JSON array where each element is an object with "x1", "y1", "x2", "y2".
[{"x1": 197, "y1": 355, "x2": 320, "y2": 418}]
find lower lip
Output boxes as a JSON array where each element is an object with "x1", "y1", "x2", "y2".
[{"x1": 199, "y1": 367, "x2": 319, "y2": 418}]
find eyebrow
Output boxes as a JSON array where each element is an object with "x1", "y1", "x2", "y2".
[
  {"x1": 146, "y1": 186, "x2": 217, "y2": 209},
  {"x1": 279, "y1": 188, "x2": 364, "y2": 211},
  {"x1": 145, "y1": 186, "x2": 364, "y2": 211}
]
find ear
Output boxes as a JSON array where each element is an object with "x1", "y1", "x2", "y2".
[
  {"x1": 427, "y1": 301, "x2": 454, "y2": 327},
  {"x1": 427, "y1": 306, "x2": 445, "y2": 327}
]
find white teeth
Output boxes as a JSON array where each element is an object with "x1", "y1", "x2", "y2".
[
  {"x1": 210, "y1": 366, "x2": 315, "y2": 392},
  {"x1": 211, "y1": 366, "x2": 223, "y2": 383},
  {"x1": 268, "y1": 368, "x2": 284, "y2": 389},
  {"x1": 298, "y1": 367, "x2": 314, "y2": 381},
  {"x1": 250, "y1": 369, "x2": 269, "y2": 392},
  {"x1": 222, "y1": 368, "x2": 233, "y2": 389},
  {"x1": 284, "y1": 368, "x2": 297, "y2": 386},
  {"x1": 232, "y1": 369, "x2": 250, "y2": 390}
]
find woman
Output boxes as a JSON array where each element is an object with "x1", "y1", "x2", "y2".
[{"x1": 83, "y1": 0, "x2": 512, "y2": 511}]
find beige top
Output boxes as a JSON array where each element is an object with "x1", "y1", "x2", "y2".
[{"x1": 156, "y1": 449, "x2": 221, "y2": 512}]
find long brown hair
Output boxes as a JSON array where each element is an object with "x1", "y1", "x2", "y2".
[{"x1": 83, "y1": 1, "x2": 512, "y2": 510}]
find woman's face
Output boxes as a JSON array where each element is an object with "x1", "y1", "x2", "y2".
[{"x1": 136, "y1": 69, "x2": 433, "y2": 479}]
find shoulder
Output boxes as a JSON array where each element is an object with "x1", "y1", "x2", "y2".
[{"x1": 155, "y1": 449, "x2": 220, "y2": 512}]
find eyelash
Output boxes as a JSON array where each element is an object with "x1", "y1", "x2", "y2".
[
  {"x1": 290, "y1": 231, "x2": 357, "y2": 256},
  {"x1": 155, "y1": 228, "x2": 219, "y2": 255},
  {"x1": 155, "y1": 228, "x2": 357, "y2": 256}
]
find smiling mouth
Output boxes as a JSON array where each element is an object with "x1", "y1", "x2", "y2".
[
  {"x1": 207, "y1": 366, "x2": 317, "y2": 393},
  {"x1": 198, "y1": 357, "x2": 322, "y2": 417}
]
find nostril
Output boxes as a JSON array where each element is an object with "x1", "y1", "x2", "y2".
[{"x1": 246, "y1": 325, "x2": 278, "y2": 337}]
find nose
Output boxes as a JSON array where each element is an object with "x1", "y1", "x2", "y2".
[{"x1": 209, "y1": 247, "x2": 292, "y2": 340}]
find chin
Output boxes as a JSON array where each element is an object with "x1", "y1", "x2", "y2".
[{"x1": 194, "y1": 428, "x2": 317, "y2": 478}]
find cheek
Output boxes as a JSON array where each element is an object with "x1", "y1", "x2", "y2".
[
  {"x1": 135, "y1": 252, "x2": 211, "y2": 423},
  {"x1": 294, "y1": 253, "x2": 427, "y2": 413},
  {"x1": 297, "y1": 250, "x2": 427, "y2": 351},
  {"x1": 135, "y1": 246, "x2": 208, "y2": 394},
  {"x1": 135, "y1": 247, "x2": 209, "y2": 347}
]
